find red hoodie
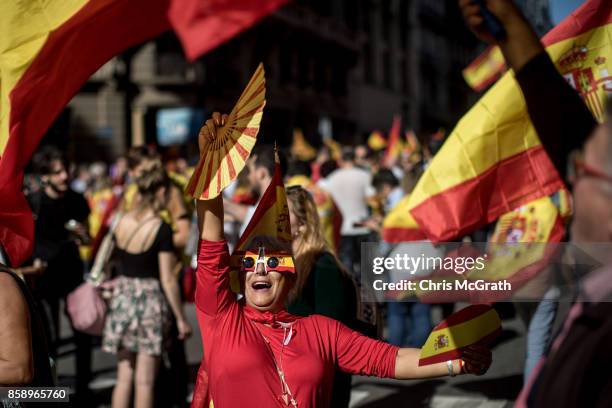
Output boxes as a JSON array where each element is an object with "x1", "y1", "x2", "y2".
[{"x1": 191, "y1": 240, "x2": 399, "y2": 408}]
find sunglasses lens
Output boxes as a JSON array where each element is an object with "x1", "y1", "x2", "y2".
[
  {"x1": 242, "y1": 257, "x2": 255, "y2": 269},
  {"x1": 267, "y1": 257, "x2": 279, "y2": 268}
]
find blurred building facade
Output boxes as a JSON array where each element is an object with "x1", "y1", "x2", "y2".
[{"x1": 59, "y1": 0, "x2": 549, "y2": 162}]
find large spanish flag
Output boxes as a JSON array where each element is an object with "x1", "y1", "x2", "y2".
[
  {"x1": 407, "y1": 0, "x2": 611, "y2": 242},
  {"x1": 462, "y1": 45, "x2": 506, "y2": 92},
  {"x1": 0, "y1": 0, "x2": 288, "y2": 266},
  {"x1": 407, "y1": 191, "x2": 567, "y2": 304}
]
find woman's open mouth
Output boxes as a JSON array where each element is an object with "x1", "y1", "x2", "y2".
[{"x1": 251, "y1": 281, "x2": 272, "y2": 291}]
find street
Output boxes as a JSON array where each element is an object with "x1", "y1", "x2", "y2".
[{"x1": 55, "y1": 302, "x2": 542, "y2": 407}]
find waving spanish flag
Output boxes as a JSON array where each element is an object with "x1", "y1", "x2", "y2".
[
  {"x1": 0, "y1": 0, "x2": 288, "y2": 266},
  {"x1": 407, "y1": 0, "x2": 611, "y2": 242}
]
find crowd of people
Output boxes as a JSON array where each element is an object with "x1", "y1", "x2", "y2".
[{"x1": 1, "y1": 0, "x2": 611, "y2": 407}]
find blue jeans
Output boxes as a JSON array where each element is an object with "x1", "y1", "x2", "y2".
[
  {"x1": 387, "y1": 301, "x2": 432, "y2": 347},
  {"x1": 524, "y1": 295, "x2": 558, "y2": 381}
]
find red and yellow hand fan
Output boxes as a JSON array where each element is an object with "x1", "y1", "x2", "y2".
[
  {"x1": 418, "y1": 304, "x2": 501, "y2": 366},
  {"x1": 186, "y1": 63, "x2": 266, "y2": 199}
]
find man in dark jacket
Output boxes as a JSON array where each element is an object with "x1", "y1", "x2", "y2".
[{"x1": 27, "y1": 146, "x2": 92, "y2": 401}]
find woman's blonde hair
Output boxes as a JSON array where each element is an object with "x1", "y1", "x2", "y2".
[
  {"x1": 286, "y1": 186, "x2": 352, "y2": 302},
  {"x1": 134, "y1": 159, "x2": 169, "y2": 213}
]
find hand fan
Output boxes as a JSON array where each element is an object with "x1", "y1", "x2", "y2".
[
  {"x1": 418, "y1": 304, "x2": 501, "y2": 366},
  {"x1": 186, "y1": 63, "x2": 266, "y2": 199}
]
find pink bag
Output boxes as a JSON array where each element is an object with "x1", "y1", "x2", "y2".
[{"x1": 66, "y1": 281, "x2": 107, "y2": 336}]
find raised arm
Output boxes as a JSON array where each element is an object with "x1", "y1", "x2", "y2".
[
  {"x1": 197, "y1": 196, "x2": 224, "y2": 242},
  {"x1": 194, "y1": 113, "x2": 236, "y2": 318},
  {"x1": 459, "y1": 0, "x2": 597, "y2": 180},
  {"x1": 196, "y1": 112, "x2": 227, "y2": 243}
]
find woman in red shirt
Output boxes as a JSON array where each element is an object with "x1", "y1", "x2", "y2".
[{"x1": 192, "y1": 113, "x2": 492, "y2": 408}]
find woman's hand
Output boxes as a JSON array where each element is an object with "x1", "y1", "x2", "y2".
[
  {"x1": 198, "y1": 112, "x2": 229, "y2": 153},
  {"x1": 461, "y1": 344, "x2": 492, "y2": 375},
  {"x1": 458, "y1": 0, "x2": 522, "y2": 45},
  {"x1": 177, "y1": 318, "x2": 192, "y2": 340},
  {"x1": 458, "y1": 0, "x2": 543, "y2": 72}
]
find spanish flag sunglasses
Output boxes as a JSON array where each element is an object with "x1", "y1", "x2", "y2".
[{"x1": 242, "y1": 248, "x2": 295, "y2": 274}]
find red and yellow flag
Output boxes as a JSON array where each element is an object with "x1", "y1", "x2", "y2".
[
  {"x1": 383, "y1": 115, "x2": 402, "y2": 167},
  {"x1": 419, "y1": 305, "x2": 501, "y2": 366},
  {"x1": 228, "y1": 151, "x2": 291, "y2": 292},
  {"x1": 406, "y1": 191, "x2": 567, "y2": 304},
  {"x1": 233, "y1": 152, "x2": 292, "y2": 256},
  {"x1": 465, "y1": 193, "x2": 566, "y2": 303},
  {"x1": 382, "y1": 196, "x2": 426, "y2": 243},
  {"x1": 407, "y1": 0, "x2": 611, "y2": 242},
  {"x1": 0, "y1": 0, "x2": 288, "y2": 266},
  {"x1": 462, "y1": 45, "x2": 507, "y2": 92}
]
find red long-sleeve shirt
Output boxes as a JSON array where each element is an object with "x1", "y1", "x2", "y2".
[{"x1": 192, "y1": 240, "x2": 399, "y2": 408}]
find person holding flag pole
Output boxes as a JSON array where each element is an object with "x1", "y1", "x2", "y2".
[{"x1": 190, "y1": 112, "x2": 492, "y2": 408}]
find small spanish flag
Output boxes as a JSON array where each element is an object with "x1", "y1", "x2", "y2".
[
  {"x1": 419, "y1": 305, "x2": 501, "y2": 366},
  {"x1": 462, "y1": 45, "x2": 507, "y2": 92},
  {"x1": 229, "y1": 149, "x2": 291, "y2": 290},
  {"x1": 234, "y1": 150, "x2": 291, "y2": 250}
]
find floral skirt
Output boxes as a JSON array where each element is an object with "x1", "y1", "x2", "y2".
[{"x1": 102, "y1": 276, "x2": 171, "y2": 356}]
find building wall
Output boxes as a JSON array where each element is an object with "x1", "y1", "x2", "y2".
[{"x1": 59, "y1": 0, "x2": 548, "y2": 161}]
